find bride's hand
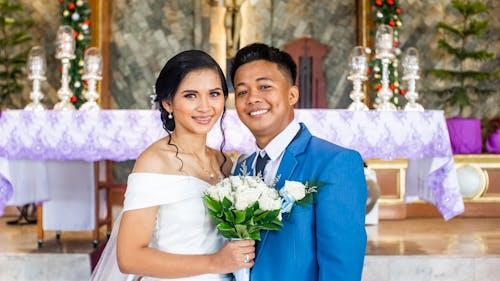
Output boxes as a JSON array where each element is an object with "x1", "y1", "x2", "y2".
[{"x1": 210, "y1": 239, "x2": 255, "y2": 273}]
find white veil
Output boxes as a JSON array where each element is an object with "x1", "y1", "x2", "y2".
[{"x1": 89, "y1": 213, "x2": 138, "y2": 281}]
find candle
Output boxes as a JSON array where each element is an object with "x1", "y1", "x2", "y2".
[{"x1": 379, "y1": 33, "x2": 393, "y2": 50}]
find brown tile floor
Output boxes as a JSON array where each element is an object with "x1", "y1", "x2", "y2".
[{"x1": 1, "y1": 216, "x2": 500, "y2": 256}]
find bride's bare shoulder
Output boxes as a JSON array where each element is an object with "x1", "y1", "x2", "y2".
[{"x1": 133, "y1": 138, "x2": 182, "y2": 174}]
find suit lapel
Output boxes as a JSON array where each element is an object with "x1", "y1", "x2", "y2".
[
  {"x1": 235, "y1": 153, "x2": 256, "y2": 176},
  {"x1": 255, "y1": 124, "x2": 312, "y2": 260}
]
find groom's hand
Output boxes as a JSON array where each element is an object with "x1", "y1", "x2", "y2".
[{"x1": 209, "y1": 239, "x2": 255, "y2": 273}]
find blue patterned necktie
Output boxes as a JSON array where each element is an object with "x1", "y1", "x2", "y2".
[{"x1": 255, "y1": 152, "x2": 270, "y2": 177}]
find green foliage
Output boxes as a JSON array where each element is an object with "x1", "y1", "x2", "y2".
[
  {"x1": 59, "y1": 0, "x2": 91, "y2": 108},
  {"x1": 368, "y1": 0, "x2": 404, "y2": 108},
  {"x1": 425, "y1": 0, "x2": 498, "y2": 116},
  {"x1": 204, "y1": 195, "x2": 283, "y2": 240},
  {"x1": 0, "y1": 0, "x2": 33, "y2": 109}
]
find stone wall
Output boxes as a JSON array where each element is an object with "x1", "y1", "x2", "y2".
[
  {"x1": 14, "y1": 0, "x2": 500, "y2": 181},
  {"x1": 399, "y1": 0, "x2": 499, "y2": 119}
]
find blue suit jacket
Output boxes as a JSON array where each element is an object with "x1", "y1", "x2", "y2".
[{"x1": 234, "y1": 124, "x2": 367, "y2": 281}]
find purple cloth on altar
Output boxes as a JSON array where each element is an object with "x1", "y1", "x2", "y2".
[
  {"x1": 0, "y1": 172, "x2": 13, "y2": 216},
  {"x1": 446, "y1": 117, "x2": 482, "y2": 154},
  {"x1": 486, "y1": 129, "x2": 500, "y2": 153},
  {"x1": 0, "y1": 109, "x2": 464, "y2": 220}
]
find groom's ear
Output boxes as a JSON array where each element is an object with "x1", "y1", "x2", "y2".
[{"x1": 288, "y1": 85, "x2": 299, "y2": 106}]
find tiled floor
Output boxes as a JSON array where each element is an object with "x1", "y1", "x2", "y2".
[
  {"x1": 1, "y1": 216, "x2": 499, "y2": 256},
  {"x1": 1, "y1": 216, "x2": 500, "y2": 281}
]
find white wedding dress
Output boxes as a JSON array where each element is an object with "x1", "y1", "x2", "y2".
[{"x1": 90, "y1": 173, "x2": 232, "y2": 281}]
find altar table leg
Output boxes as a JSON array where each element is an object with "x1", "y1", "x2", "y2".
[{"x1": 37, "y1": 204, "x2": 44, "y2": 248}]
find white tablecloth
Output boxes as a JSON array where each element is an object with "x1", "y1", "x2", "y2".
[
  {"x1": 0, "y1": 158, "x2": 103, "y2": 230},
  {"x1": 0, "y1": 109, "x2": 464, "y2": 221}
]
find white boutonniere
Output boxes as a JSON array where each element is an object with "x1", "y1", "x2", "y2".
[{"x1": 279, "y1": 180, "x2": 321, "y2": 218}]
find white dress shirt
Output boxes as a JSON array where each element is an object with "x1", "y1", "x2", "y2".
[{"x1": 253, "y1": 120, "x2": 301, "y2": 185}]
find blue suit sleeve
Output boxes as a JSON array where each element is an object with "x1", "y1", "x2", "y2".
[{"x1": 316, "y1": 149, "x2": 367, "y2": 281}]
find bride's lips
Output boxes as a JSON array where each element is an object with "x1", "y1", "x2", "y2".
[
  {"x1": 192, "y1": 115, "x2": 213, "y2": 125},
  {"x1": 248, "y1": 109, "x2": 270, "y2": 117}
]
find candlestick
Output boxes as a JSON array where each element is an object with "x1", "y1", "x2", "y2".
[
  {"x1": 80, "y1": 47, "x2": 102, "y2": 110},
  {"x1": 402, "y1": 47, "x2": 424, "y2": 111},
  {"x1": 54, "y1": 26, "x2": 76, "y2": 111},
  {"x1": 347, "y1": 46, "x2": 369, "y2": 111},
  {"x1": 25, "y1": 46, "x2": 47, "y2": 111},
  {"x1": 374, "y1": 24, "x2": 396, "y2": 111}
]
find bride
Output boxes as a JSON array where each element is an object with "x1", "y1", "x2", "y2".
[{"x1": 91, "y1": 50, "x2": 255, "y2": 281}]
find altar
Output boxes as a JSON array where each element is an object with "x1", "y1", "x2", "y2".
[{"x1": 0, "y1": 109, "x2": 464, "y2": 231}]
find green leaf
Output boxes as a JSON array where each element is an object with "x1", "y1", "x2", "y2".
[
  {"x1": 217, "y1": 222, "x2": 234, "y2": 232},
  {"x1": 222, "y1": 197, "x2": 233, "y2": 209},
  {"x1": 260, "y1": 223, "x2": 282, "y2": 231},
  {"x1": 204, "y1": 195, "x2": 221, "y2": 213},
  {"x1": 248, "y1": 231, "x2": 261, "y2": 240},
  {"x1": 234, "y1": 210, "x2": 246, "y2": 224},
  {"x1": 224, "y1": 210, "x2": 235, "y2": 223},
  {"x1": 219, "y1": 229, "x2": 238, "y2": 239},
  {"x1": 235, "y1": 224, "x2": 249, "y2": 238}
]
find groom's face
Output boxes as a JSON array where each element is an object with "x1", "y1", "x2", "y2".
[{"x1": 233, "y1": 60, "x2": 298, "y2": 147}]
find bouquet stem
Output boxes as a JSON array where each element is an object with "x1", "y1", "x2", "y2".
[{"x1": 233, "y1": 267, "x2": 250, "y2": 281}]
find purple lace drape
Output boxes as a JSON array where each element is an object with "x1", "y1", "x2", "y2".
[{"x1": 0, "y1": 109, "x2": 464, "y2": 219}]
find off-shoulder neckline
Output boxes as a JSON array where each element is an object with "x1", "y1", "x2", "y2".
[{"x1": 129, "y1": 172, "x2": 213, "y2": 186}]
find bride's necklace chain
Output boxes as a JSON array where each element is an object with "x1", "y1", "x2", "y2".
[{"x1": 172, "y1": 140, "x2": 218, "y2": 180}]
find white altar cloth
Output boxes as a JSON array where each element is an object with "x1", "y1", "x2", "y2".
[{"x1": 0, "y1": 109, "x2": 464, "y2": 221}]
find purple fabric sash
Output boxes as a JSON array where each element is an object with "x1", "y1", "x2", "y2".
[
  {"x1": 446, "y1": 117, "x2": 482, "y2": 154},
  {"x1": 486, "y1": 129, "x2": 500, "y2": 153}
]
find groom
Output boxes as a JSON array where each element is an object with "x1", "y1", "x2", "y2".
[{"x1": 231, "y1": 43, "x2": 367, "y2": 281}]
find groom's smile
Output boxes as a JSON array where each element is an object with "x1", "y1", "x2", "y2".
[{"x1": 234, "y1": 59, "x2": 299, "y2": 148}]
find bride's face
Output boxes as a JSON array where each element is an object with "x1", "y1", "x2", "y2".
[{"x1": 163, "y1": 68, "x2": 225, "y2": 136}]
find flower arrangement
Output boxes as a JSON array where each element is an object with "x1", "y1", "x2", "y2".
[
  {"x1": 279, "y1": 180, "x2": 319, "y2": 217},
  {"x1": 204, "y1": 172, "x2": 320, "y2": 281},
  {"x1": 204, "y1": 175, "x2": 283, "y2": 241}
]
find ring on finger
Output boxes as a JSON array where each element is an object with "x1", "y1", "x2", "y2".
[{"x1": 244, "y1": 254, "x2": 250, "y2": 263}]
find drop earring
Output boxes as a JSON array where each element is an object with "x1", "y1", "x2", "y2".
[{"x1": 168, "y1": 112, "x2": 173, "y2": 119}]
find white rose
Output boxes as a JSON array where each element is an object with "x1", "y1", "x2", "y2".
[
  {"x1": 234, "y1": 188, "x2": 261, "y2": 210},
  {"x1": 207, "y1": 180, "x2": 233, "y2": 202},
  {"x1": 282, "y1": 181, "x2": 307, "y2": 201},
  {"x1": 244, "y1": 176, "x2": 259, "y2": 187},
  {"x1": 258, "y1": 188, "x2": 281, "y2": 211},
  {"x1": 229, "y1": 176, "x2": 244, "y2": 187}
]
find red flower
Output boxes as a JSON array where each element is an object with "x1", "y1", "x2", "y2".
[
  {"x1": 388, "y1": 19, "x2": 395, "y2": 26},
  {"x1": 396, "y1": 8, "x2": 401, "y2": 13},
  {"x1": 394, "y1": 41, "x2": 399, "y2": 47},
  {"x1": 73, "y1": 30, "x2": 79, "y2": 38},
  {"x1": 389, "y1": 84, "x2": 396, "y2": 91},
  {"x1": 400, "y1": 88, "x2": 406, "y2": 96},
  {"x1": 375, "y1": 0, "x2": 382, "y2": 6},
  {"x1": 84, "y1": 20, "x2": 91, "y2": 26},
  {"x1": 70, "y1": 96, "x2": 77, "y2": 103},
  {"x1": 68, "y1": 3, "x2": 75, "y2": 10},
  {"x1": 387, "y1": 0, "x2": 394, "y2": 5}
]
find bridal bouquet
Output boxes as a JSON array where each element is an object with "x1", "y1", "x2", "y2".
[
  {"x1": 204, "y1": 174, "x2": 321, "y2": 281},
  {"x1": 204, "y1": 175, "x2": 283, "y2": 241},
  {"x1": 204, "y1": 174, "x2": 282, "y2": 281}
]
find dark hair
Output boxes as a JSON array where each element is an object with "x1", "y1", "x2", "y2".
[
  {"x1": 154, "y1": 50, "x2": 229, "y2": 175},
  {"x1": 230, "y1": 42, "x2": 297, "y2": 86}
]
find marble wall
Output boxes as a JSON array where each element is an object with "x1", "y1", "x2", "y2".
[
  {"x1": 14, "y1": 0, "x2": 500, "y2": 180},
  {"x1": 18, "y1": 0, "x2": 498, "y2": 115}
]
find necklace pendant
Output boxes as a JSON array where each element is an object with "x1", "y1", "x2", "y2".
[{"x1": 209, "y1": 173, "x2": 215, "y2": 179}]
